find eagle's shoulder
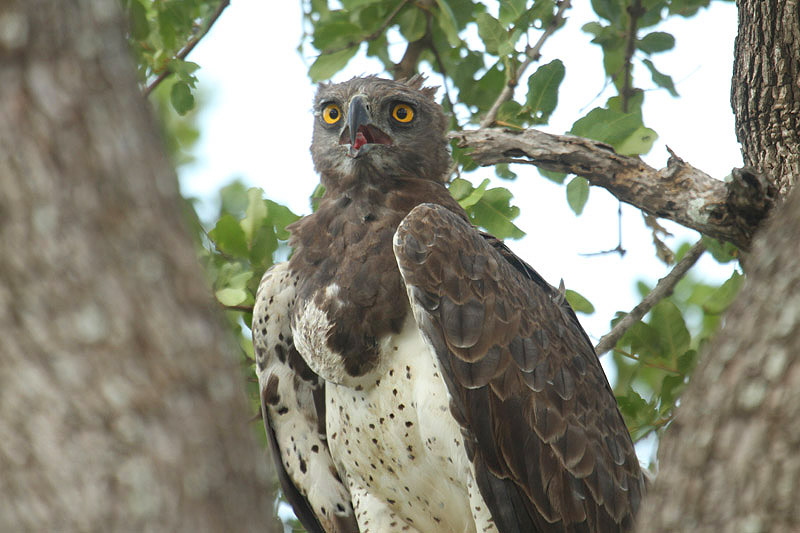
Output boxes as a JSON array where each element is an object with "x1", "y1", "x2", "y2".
[{"x1": 253, "y1": 262, "x2": 358, "y2": 533}]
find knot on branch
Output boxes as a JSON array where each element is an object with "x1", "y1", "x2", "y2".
[{"x1": 726, "y1": 166, "x2": 776, "y2": 240}]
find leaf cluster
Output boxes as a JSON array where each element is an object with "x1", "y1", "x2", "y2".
[{"x1": 612, "y1": 240, "x2": 741, "y2": 446}]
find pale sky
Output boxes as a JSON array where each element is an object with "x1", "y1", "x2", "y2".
[{"x1": 181, "y1": 0, "x2": 741, "y2": 358}]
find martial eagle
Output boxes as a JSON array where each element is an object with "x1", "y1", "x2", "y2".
[{"x1": 253, "y1": 75, "x2": 644, "y2": 533}]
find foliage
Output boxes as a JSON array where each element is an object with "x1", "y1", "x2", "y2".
[{"x1": 132, "y1": 0, "x2": 740, "y2": 526}]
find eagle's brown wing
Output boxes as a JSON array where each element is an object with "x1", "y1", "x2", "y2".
[
  {"x1": 393, "y1": 204, "x2": 644, "y2": 533},
  {"x1": 253, "y1": 262, "x2": 358, "y2": 533}
]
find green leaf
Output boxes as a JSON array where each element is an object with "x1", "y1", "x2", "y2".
[
  {"x1": 649, "y1": 300, "x2": 690, "y2": 359},
  {"x1": 313, "y1": 21, "x2": 362, "y2": 51},
  {"x1": 565, "y1": 289, "x2": 595, "y2": 315},
  {"x1": 617, "y1": 388, "x2": 649, "y2": 419},
  {"x1": 616, "y1": 125, "x2": 658, "y2": 156},
  {"x1": 241, "y1": 188, "x2": 267, "y2": 245},
  {"x1": 539, "y1": 168, "x2": 567, "y2": 184},
  {"x1": 128, "y1": 0, "x2": 150, "y2": 40},
  {"x1": 677, "y1": 349, "x2": 698, "y2": 374},
  {"x1": 499, "y1": 0, "x2": 526, "y2": 25},
  {"x1": 209, "y1": 214, "x2": 248, "y2": 257},
  {"x1": 566, "y1": 176, "x2": 589, "y2": 215},
  {"x1": 309, "y1": 46, "x2": 358, "y2": 82},
  {"x1": 638, "y1": 31, "x2": 675, "y2": 54},
  {"x1": 220, "y1": 181, "x2": 249, "y2": 217},
  {"x1": 168, "y1": 59, "x2": 200, "y2": 85},
  {"x1": 170, "y1": 81, "x2": 195, "y2": 115},
  {"x1": 642, "y1": 58, "x2": 678, "y2": 96},
  {"x1": 494, "y1": 163, "x2": 517, "y2": 180},
  {"x1": 592, "y1": 0, "x2": 624, "y2": 24},
  {"x1": 397, "y1": 6, "x2": 427, "y2": 42},
  {"x1": 476, "y1": 13, "x2": 513, "y2": 56},
  {"x1": 701, "y1": 236, "x2": 739, "y2": 263},
  {"x1": 448, "y1": 178, "x2": 473, "y2": 201},
  {"x1": 571, "y1": 107, "x2": 657, "y2": 155},
  {"x1": 571, "y1": 107, "x2": 640, "y2": 145},
  {"x1": 157, "y1": 9, "x2": 177, "y2": 50},
  {"x1": 434, "y1": 0, "x2": 461, "y2": 46},
  {"x1": 703, "y1": 271, "x2": 743, "y2": 314},
  {"x1": 660, "y1": 374, "x2": 685, "y2": 409},
  {"x1": 216, "y1": 287, "x2": 248, "y2": 307},
  {"x1": 458, "y1": 178, "x2": 490, "y2": 208},
  {"x1": 620, "y1": 321, "x2": 661, "y2": 359},
  {"x1": 468, "y1": 187, "x2": 525, "y2": 240},
  {"x1": 525, "y1": 59, "x2": 565, "y2": 124},
  {"x1": 266, "y1": 200, "x2": 301, "y2": 240},
  {"x1": 341, "y1": 0, "x2": 381, "y2": 8}
]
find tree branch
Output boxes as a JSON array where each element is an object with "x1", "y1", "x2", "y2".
[
  {"x1": 594, "y1": 239, "x2": 706, "y2": 356},
  {"x1": 620, "y1": 0, "x2": 644, "y2": 112},
  {"x1": 144, "y1": 0, "x2": 230, "y2": 96},
  {"x1": 452, "y1": 128, "x2": 774, "y2": 249},
  {"x1": 480, "y1": 0, "x2": 571, "y2": 128}
]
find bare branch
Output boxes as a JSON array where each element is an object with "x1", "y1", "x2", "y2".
[
  {"x1": 621, "y1": 0, "x2": 644, "y2": 112},
  {"x1": 452, "y1": 128, "x2": 774, "y2": 249},
  {"x1": 144, "y1": 0, "x2": 231, "y2": 96},
  {"x1": 480, "y1": 0, "x2": 571, "y2": 128},
  {"x1": 594, "y1": 239, "x2": 706, "y2": 356}
]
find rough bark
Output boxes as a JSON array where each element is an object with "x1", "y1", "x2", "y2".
[
  {"x1": 636, "y1": 152, "x2": 800, "y2": 533},
  {"x1": 453, "y1": 128, "x2": 772, "y2": 250},
  {"x1": 637, "y1": 0, "x2": 800, "y2": 530},
  {"x1": 732, "y1": 0, "x2": 800, "y2": 197},
  {"x1": 0, "y1": 1, "x2": 280, "y2": 531}
]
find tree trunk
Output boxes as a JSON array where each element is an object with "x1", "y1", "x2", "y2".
[
  {"x1": 637, "y1": 0, "x2": 800, "y2": 530},
  {"x1": 731, "y1": 0, "x2": 800, "y2": 197},
  {"x1": 0, "y1": 1, "x2": 281, "y2": 531}
]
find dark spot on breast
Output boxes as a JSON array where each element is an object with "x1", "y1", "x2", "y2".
[
  {"x1": 311, "y1": 445, "x2": 319, "y2": 453},
  {"x1": 299, "y1": 456, "x2": 307, "y2": 473},
  {"x1": 277, "y1": 406, "x2": 289, "y2": 415},
  {"x1": 274, "y1": 343, "x2": 286, "y2": 363},
  {"x1": 405, "y1": 421, "x2": 413, "y2": 427},
  {"x1": 263, "y1": 374, "x2": 280, "y2": 405}
]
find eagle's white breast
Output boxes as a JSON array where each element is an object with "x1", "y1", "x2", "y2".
[{"x1": 322, "y1": 314, "x2": 497, "y2": 533}]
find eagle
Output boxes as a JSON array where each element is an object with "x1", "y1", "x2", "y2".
[{"x1": 253, "y1": 75, "x2": 644, "y2": 533}]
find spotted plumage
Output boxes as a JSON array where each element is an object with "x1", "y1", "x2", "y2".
[{"x1": 253, "y1": 75, "x2": 644, "y2": 532}]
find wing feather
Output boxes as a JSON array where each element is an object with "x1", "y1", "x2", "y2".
[
  {"x1": 393, "y1": 203, "x2": 644, "y2": 532},
  {"x1": 253, "y1": 263, "x2": 358, "y2": 533}
]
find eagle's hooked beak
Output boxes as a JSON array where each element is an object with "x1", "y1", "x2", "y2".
[
  {"x1": 343, "y1": 95, "x2": 392, "y2": 158},
  {"x1": 348, "y1": 95, "x2": 370, "y2": 149}
]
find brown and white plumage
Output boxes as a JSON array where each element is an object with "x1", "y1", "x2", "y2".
[{"x1": 253, "y1": 75, "x2": 644, "y2": 533}]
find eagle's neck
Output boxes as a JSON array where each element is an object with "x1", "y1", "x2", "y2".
[{"x1": 288, "y1": 174, "x2": 465, "y2": 379}]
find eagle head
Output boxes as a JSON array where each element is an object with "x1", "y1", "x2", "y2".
[{"x1": 310, "y1": 75, "x2": 451, "y2": 185}]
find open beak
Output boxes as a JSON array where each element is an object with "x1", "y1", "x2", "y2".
[{"x1": 340, "y1": 95, "x2": 392, "y2": 158}]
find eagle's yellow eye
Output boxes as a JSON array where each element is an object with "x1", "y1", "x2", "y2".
[
  {"x1": 322, "y1": 103, "x2": 341, "y2": 124},
  {"x1": 392, "y1": 103, "x2": 414, "y2": 123}
]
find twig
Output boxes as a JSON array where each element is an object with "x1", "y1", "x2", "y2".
[
  {"x1": 480, "y1": 0, "x2": 571, "y2": 128},
  {"x1": 581, "y1": 201, "x2": 627, "y2": 257},
  {"x1": 144, "y1": 0, "x2": 231, "y2": 96},
  {"x1": 428, "y1": 32, "x2": 455, "y2": 120},
  {"x1": 223, "y1": 303, "x2": 255, "y2": 313},
  {"x1": 323, "y1": 0, "x2": 410, "y2": 55},
  {"x1": 620, "y1": 0, "x2": 644, "y2": 112},
  {"x1": 594, "y1": 239, "x2": 706, "y2": 355},
  {"x1": 614, "y1": 347, "x2": 680, "y2": 374}
]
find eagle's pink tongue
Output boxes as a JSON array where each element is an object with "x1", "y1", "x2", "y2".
[{"x1": 353, "y1": 131, "x2": 368, "y2": 150}]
